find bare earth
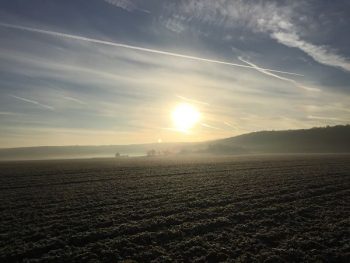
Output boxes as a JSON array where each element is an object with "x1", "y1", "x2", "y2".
[{"x1": 0, "y1": 154, "x2": 349, "y2": 262}]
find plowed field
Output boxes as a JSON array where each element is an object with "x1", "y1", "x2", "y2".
[{"x1": 1, "y1": 155, "x2": 349, "y2": 262}]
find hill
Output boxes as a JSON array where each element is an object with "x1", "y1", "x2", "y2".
[
  {"x1": 201, "y1": 125, "x2": 350, "y2": 154},
  {"x1": 0, "y1": 125, "x2": 349, "y2": 160}
]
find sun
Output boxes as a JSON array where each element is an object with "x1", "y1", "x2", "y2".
[{"x1": 172, "y1": 103, "x2": 200, "y2": 133}]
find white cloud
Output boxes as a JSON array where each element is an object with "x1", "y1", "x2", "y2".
[
  {"x1": 1, "y1": 16, "x2": 349, "y2": 147},
  {"x1": 271, "y1": 31, "x2": 350, "y2": 72},
  {"x1": 172, "y1": 0, "x2": 350, "y2": 72},
  {"x1": 103, "y1": 0, "x2": 150, "y2": 13},
  {"x1": 161, "y1": 15, "x2": 186, "y2": 33},
  {"x1": 103, "y1": 0, "x2": 136, "y2": 12}
]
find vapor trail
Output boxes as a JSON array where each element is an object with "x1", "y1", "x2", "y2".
[
  {"x1": 10, "y1": 95, "x2": 55, "y2": 110},
  {"x1": 238, "y1": 57, "x2": 320, "y2": 92},
  {"x1": 62, "y1": 96, "x2": 86, "y2": 105},
  {"x1": 176, "y1": 95, "x2": 210, "y2": 106},
  {"x1": 0, "y1": 111, "x2": 18, "y2": 115},
  {"x1": 224, "y1": 121, "x2": 237, "y2": 130},
  {"x1": 200, "y1": 122, "x2": 222, "y2": 130},
  {"x1": 0, "y1": 22, "x2": 304, "y2": 77}
]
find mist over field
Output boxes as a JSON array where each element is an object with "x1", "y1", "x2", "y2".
[
  {"x1": 1, "y1": 0, "x2": 350, "y2": 262},
  {"x1": 0, "y1": 125, "x2": 349, "y2": 160},
  {"x1": 1, "y1": 126, "x2": 349, "y2": 262}
]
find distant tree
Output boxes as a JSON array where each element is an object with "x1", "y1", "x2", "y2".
[
  {"x1": 163, "y1": 150, "x2": 171, "y2": 156},
  {"x1": 179, "y1": 148, "x2": 190, "y2": 155},
  {"x1": 115, "y1": 152, "x2": 120, "y2": 157},
  {"x1": 147, "y1": 149, "x2": 156, "y2": 157}
]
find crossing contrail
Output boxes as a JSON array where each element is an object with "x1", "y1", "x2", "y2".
[
  {"x1": 0, "y1": 22, "x2": 304, "y2": 77},
  {"x1": 238, "y1": 57, "x2": 320, "y2": 92}
]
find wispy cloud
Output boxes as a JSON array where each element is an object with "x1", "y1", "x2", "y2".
[
  {"x1": 171, "y1": 0, "x2": 350, "y2": 73},
  {"x1": 307, "y1": 115, "x2": 349, "y2": 122},
  {"x1": 176, "y1": 95, "x2": 209, "y2": 106},
  {"x1": 103, "y1": 0, "x2": 149, "y2": 13},
  {"x1": 161, "y1": 15, "x2": 186, "y2": 33},
  {"x1": 0, "y1": 111, "x2": 19, "y2": 116},
  {"x1": 1, "y1": 3, "x2": 349, "y2": 148},
  {"x1": 0, "y1": 22, "x2": 302, "y2": 77},
  {"x1": 271, "y1": 31, "x2": 350, "y2": 72},
  {"x1": 10, "y1": 95, "x2": 54, "y2": 110},
  {"x1": 103, "y1": 0, "x2": 136, "y2": 12}
]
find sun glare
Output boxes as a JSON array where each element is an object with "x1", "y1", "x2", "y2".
[{"x1": 172, "y1": 103, "x2": 200, "y2": 133}]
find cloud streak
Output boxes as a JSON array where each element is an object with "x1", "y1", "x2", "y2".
[
  {"x1": 103, "y1": 0, "x2": 137, "y2": 12},
  {"x1": 272, "y1": 31, "x2": 350, "y2": 72},
  {"x1": 307, "y1": 115, "x2": 349, "y2": 122},
  {"x1": 223, "y1": 121, "x2": 237, "y2": 130},
  {"x1": 238, "y1": 57, "x2": 320, "y2": 92},
  {"x1": 0, "y1": 22, "x2": 303, "y2": 77},
  {"x1": 172, "y1": 0, "x2": 350, "y2": 73},
  {"x1": 0, "y1": 111, "x2": 18, "y2": 116},
  {"x1": 62, "y1": 96, "x2": 86, "y2": 105},
  {"x1": 103, "y1": 0, "x2": 150, "y2": 13},
  {"x1": 176, "y1": 95, "x2": 210, "y2": 106},
  {"x1": 200, "y1": 122, "x2": 222, "y2": 130},
  {"x1": 10, "y1": 95, "x2": 54, "y2": 110}
]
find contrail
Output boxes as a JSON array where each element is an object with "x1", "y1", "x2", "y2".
[
  {"x1": 62, "y1": 96, "x2": 86, "y2": 105},
  {"x1": 0, "y1": 111, "x2": 18, "y2": 115},
  {"x1": 176, "y1": 95, "x2": 210, "y2": 106},
  {"x1": 0, "y1": 22, "x2": 304, "y2": 77},
  {"x1": 238, "y1": 57, "x2": 320, "y2": 92},
  {"x1": 200, "y1": 122, "x2": 222, "y2": 130},
  {"x1": 224, "y1": 121, "x2": 237, "y2": 130},
  {"x1": 10, "y1": 95, "x2": 55, "y2": 110}
]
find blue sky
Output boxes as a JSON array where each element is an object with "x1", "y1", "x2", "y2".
[{"x1": 0, "y1": 0, "x2": 350, "y2": 147}]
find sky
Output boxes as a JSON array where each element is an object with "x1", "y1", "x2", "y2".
[{"x1": 0, "y1": 0, "x2": 350, "y2": 148}]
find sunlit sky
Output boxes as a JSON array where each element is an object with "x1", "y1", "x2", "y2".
[{"x1": 1, "y1": 0, "x2": 350, "y2": 148}]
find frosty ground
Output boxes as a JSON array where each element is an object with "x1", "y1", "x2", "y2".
[{"x1": 0, "y1": 154, "x2": 349, "y2": 262}]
